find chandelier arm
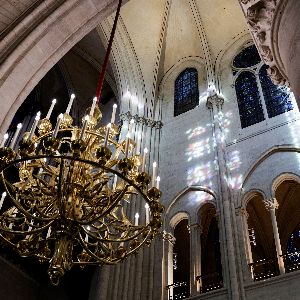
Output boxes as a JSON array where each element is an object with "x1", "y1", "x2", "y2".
[
  {"x1": 0, "y1": 220, "x2": 54, "y2": 236},
  {"x1": 76, "y1": 225, "x2": 154, "y2": 266},
  {"x1": 75, "y1": 185, "x2": 130, "y2": 225},
  {"x1": 33, "y1": 202, "x2": 57, "y2": 219},
  {"x1": 0, "y1": 173, "x2": 57, "y2": 222},
  {"x1": 108, "y1": 230, "x2": 154, "y2": 263},
  {"x1": 0, "y1": 232, "x2": 17, "y2": 247},
  {"x1": 81, "y1": 226, "x2": 148, "y2": 243}
]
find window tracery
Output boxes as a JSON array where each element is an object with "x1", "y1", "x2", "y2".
[
  {"x1": 174, "y1": 68, "x2": 199, "y2": 117},
  {"x1": 233, "y1": 45, "x2": 293, "y2": 128}
]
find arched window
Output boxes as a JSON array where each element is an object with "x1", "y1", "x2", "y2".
[
  {"x1": 233, "y1": 45, "x2": 293, "y2": 128},
  {"x1": 174, "y1": 68, "x2": 199, "y2": 117}
]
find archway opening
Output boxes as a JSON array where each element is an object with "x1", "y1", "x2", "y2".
[
  {"x1": 199, "y1": 203, "x2": 223, "y2": 293},
  {"x1": 172, "y1": 219, "x2": 190, "y2": 300},
  {"x1": 275, "y1": 180, "x2": 300, "y2": 272}
]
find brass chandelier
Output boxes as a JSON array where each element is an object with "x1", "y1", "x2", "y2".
[{"x1": 0, "y1": 0, "x2": 163, "y2": 285}]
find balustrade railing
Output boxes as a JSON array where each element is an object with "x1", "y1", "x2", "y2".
[
  {"x1": 281, "y1": 251, "x2": 300, "y2": 273},
  {"x1": 248, "y1": 258, "x2": 279, "y2": 281},
  {"x1": 166, "y1": 281, "x2": 189, "y2": 300},
  {"x1": 196, "y1": 272, "x2": 223, "y2": 294}
]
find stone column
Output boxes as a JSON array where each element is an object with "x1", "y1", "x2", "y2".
[
  {"x1": 264, "y1": 198, "x2": 285, "y2": 275},
  {"x1": 189, "y1": 223, "x2": 202, "y2": 296},
  {"x1": 240, "y1": 208, "x2": 254, "y2": 279},
  {"x1": 162, "y1": 232, "x2": 176, "y2": 300},
  {"x1": 207, "y1": 93, "x2": 241, "y2": 300}
]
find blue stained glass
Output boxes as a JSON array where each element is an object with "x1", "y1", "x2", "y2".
[
  {"x1": 286, "y1": 230, "x2": 300, "y2": 262},
  {"x1": 233, "y1": 45, "x2": 261, "y2": 69},
  {"x1": 236, "y1": 71, "x2": 265, "y2": 128},
  {"x1": 174, "y1": 68, "x2": 199, "y2": 117},
  {"x1": 259, "y1": 64, "x2": 293, "y2": 118}
]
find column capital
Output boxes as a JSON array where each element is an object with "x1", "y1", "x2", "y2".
[
  {"x1": 206, "y1": 92, "x2": 224, "y2": 110},
  {"x1": 263, "y1": 198, "x2": 279, "y2": 211},
  {"x1": 162, "y1": 231, "x2": 176, "y2": 245},
  {"x1": 188, "y1": 223, "x2": 203, "y2": 234}
]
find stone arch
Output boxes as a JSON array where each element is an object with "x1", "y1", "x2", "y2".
[
  {"x1": 215, "y1": 31, "x2": 252, "y2": 91},
  {"x1": 241, "y1": 145, "x2": 300, "y2": 202},
  {"x1": 271, "y1": 172, "x2": 300, "y2": 198},
  {"x1": 169, "y1": 211, "x2": 190, "y2": 231},
  {"x1": 159, "y1": 56, "x2": 206, "y2": 96},
  {"x1": 241, "y1": 189, "x2": 267, "y2": 210},
  {"x1": 0, "y1": 0, "x2": 125, "y2": 136},
  {"x1": 157, "y1": 56, "x2": 207, "y2": 122},
  {"x1": 273, "y1": 178, "x2": 300, "y2": 255},
  {"x1": 164, "y1": 185, "x2": 216, "y2": 228}
]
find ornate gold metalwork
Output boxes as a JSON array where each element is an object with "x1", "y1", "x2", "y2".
[{"x1": 0, "y1": 108, "x2": 163, "y2": 285}]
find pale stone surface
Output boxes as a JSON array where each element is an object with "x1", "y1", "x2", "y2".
[{"x1": 1, "y1": 0, "x2": 300, "y2": 300}]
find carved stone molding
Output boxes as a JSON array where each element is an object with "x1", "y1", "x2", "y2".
[
  {"x1": 187, "y1": 223, "x2": 203, "y2": 234},
  {"x1": 239, "y1": 0, "x2": 288, "y2": 86},
  {"x1": 119, "y1": 111, "x2": 163, "y2": 129},
  {"x1": 162, "y1": 231, "x2": 176, "y2": 245},
  {"x1": 263, "y1": 198, "x2": 279, "y2": 210},
  {"x1": 206, "y1": 92, "x2": 224, "y2": 110}
]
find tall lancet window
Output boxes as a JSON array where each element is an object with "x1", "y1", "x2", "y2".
[
  {"x1": 233, "y1": 44, "x2": 293, "y2": 128},
  {"x1": 174, "y1": 68, "x2": 199, "y2": 117}
]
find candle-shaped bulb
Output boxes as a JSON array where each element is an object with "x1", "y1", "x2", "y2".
[
  {"x1": 156, "y1": 176, "x2": 161, "y2": 189},
  {"x1": 142, "y1": 148, "x2": 148, "y2": 172},
  {"x1": 145, "y1": 204, "x2": 150, "y2": 224},
  {"x1": 80, "y1": 115, "x2": 90, "y2": 139},
  {"x1": 10, "y1": 123, "x2": 22, "y2": 149},
  {"x1": 29, "y1": 112, "x2": 41, "y2": 140},
  {"x1": 46, "y1": 227, "x2": 51, "y2": 239},
  {"x1": 135, "y1": 213, "x2": 139, "y2": 226},
  {"x1": 1, "y1": 133, "x2": 9, "y2": 148},
  {"x1": 46, "y1": 99, "x2": 56, "y2": 119},
  {"x1": 90, "y1": 97, "x2": 97, "y2": 117},
  {"x1": 111, "y1": 104, "x2": 118, "y2": 124},
  {"x1": 112, "y1": 174, "x2": 118, "y2": 190},
  {"x1": 0, "y1": 191, "x2": 6, "y2": 210},
  {"x1": 104, "y1": 123, "x2": 112, "y2": 147},
  {"x1": 66, "y1": 94, "x2": 75, "y2": 114},
  {"x1": 152, "y1": 162, "x2": 157, "y2": 187},
  {"x1": 52, "y1": 113, "x2": 63, "y2": 138}
]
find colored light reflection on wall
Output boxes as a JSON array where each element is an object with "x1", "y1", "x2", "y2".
[
  {"x1": 187, "y1": 190, "x2": 213, "y2": 204},
  {"x1": 227, "y1": 150, "x2": 242, "y2": 171},
  {"x1": 186, "y1": 138, "x2": 211, "y2": 162},
  {"x1": 187, "y1": 162, "x2": 213, "y2": 185}
]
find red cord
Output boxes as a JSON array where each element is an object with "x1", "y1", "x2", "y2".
[{"x1": 95, "y1": 0, "x2": 123, "y2": 104}]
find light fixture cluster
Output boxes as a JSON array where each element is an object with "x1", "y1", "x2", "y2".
[{"x1": 0, "y1": 95, "x2": 164, "y2": 285}]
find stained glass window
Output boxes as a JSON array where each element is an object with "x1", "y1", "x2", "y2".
[
  {"x1": 174, "y1": 68, "x2": 199, "y2": 117},
  {"x1": 259, "y1": 64, "x2": 293, "y2": 118},
  {"x1": 236, "y1": 71, "x2": 265, "y2": 128},
  {"x1": 233, "y1": 45, "x2": 261, "y2": 69},
  {"x1": 286, "y1": 230, "x2": 300, "y2": 263},
  {"x1": 234, "y1": 44, "x2": 294, "y2": 128}
]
